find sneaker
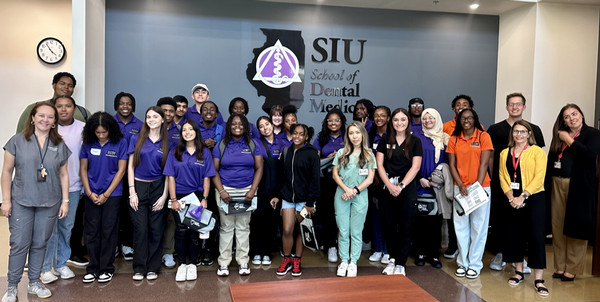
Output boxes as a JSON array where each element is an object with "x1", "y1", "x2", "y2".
[
  {"x1": 382, "y1": 258, "x2": 396, "y2": 275},
  {"x1": 175, "y1": 264, "x2": 187, "y2": 282},
  {"x1": 362, "y1": 241, "x2": 371, "y2": 251},
  {"x1": 27, "y1": 282, "x2": 51, "y2": 299},
  {"x1": 162, "y1": 254, "x2": 176, "y2": 269},
  {"x1": 122, "y1": 246, "x2": 134, "y2": 261},
  {"x1": 428, "y1": 257, "x2": 443, "y2": 269},
  {"x1": 186, "y1": 264, "x2": 197, "y2": 281},
  {"x1": 217, "y1": 265, "x2": 229, "y2": 277},
  {"x1": 415, "y1": 254, "x2": 425, "y2": 266},
  {"x1": 276, "y1": 257, "x2": 292, "y2": 276},
  {"x1": 455, "y1": 266, "x2": 466, "y2": 277},
  {"x1": 146, "y1": 272, "x2": 158, "y2": 280},
  {"x1": 327, "y1": 247, "x2": 338, "y2": 263},
  {"x1": 40, "y1": 271, "x2": 58, "y2": 284},
  {"x1": 380, "y1": 254, "x2": 390, "y2": 264},
  {"x1": 393, "y1": 265, "x2": 406, "y2": 276},
  {"x1": 239, "y1": 263, "x2": 251, "y2": 276},
  {"x1": 252, "y1": 255, "x2": 262, "y2": 265},
  {"x1": 82, "y1": 273, "x2": 96, "y2": 283},
  {"x1": 466, "y1": 268, "x2": 479, "y2": 279},
  {"x1": 98, "y1": 272, "x2": 113, "y2": 283},
  {"x1": 512, "y1": 259, "x2": 532, "y2": 274},
  {"x1": 347, "y1": 262, "x2": 357, "y2": 277},
  {"x1": 2, "y1": 286, "x2": 17, "y2": 302},
  {"x1": 489, "y1": 253, "x2": 506, "y2": 271},
  {"x1": 262, "y1": 255, "x2": 271, "y2": 265},
  {"x1": 337, "y1": 261, "x2": 348, "y2": 277},
  {"x1": 132, "y1": 273, "x2": 144, "y2": 281},
  {"x1": 55, "y1": 266, "x2": 75, "y2": 279},
  {"x1": 291, "y1": 257, "x2": 302, "y2": 277},
  {"x1": 443, "y1": 246, "x2": 458, "y2": 259},
  {"x1": 67, "y1": 254, "x2": 89, "y2": 267},
  {"x1": 369, "y1": 252, "x2": 383, "y2": 262},
  {"x1": 201, "y1": 250, "x2": 213, "y2": 266}
]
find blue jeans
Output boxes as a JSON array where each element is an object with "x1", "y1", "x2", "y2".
[
  {"x1": 453, "y1": 186, "x2": 491, "y2": 273},
  {"x1": 42, "y1": 191, "x2": 80, "y2": 272}
]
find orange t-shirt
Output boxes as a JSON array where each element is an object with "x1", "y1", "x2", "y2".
[
  {"x1": 443, "y1": 119, "x2": 456, "y2": 136},
  {"x1": 446, "y1": 128, "x2": 493, "y2": 187}
]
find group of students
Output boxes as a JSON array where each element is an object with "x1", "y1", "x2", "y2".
[{"x1": 2, "y1": 72, "x2": 600, "y2": 301}]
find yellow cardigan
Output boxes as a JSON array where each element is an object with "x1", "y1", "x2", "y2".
[{"x1": 499, "y1": 145, "x2": 547, "y2": 195}]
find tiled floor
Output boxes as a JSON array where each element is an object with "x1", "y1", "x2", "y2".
[{"x1": 0, "y1": 217, "x2": 599, "y2": 301}]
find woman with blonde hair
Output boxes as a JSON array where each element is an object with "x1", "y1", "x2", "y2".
[{"x1": 332, "y1": 122, "x2": 376, "y2": 277}]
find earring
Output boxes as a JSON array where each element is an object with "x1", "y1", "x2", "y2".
[
  {"x1": 31, "y1": 121, "x2": 34, "y2": 125},
  {"x1": 52, "y1": 124, "x2": 56, "y2": 128}
]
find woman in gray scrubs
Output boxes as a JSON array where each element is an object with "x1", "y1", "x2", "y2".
[{"x1": 1, "y1": 102, "x2": 70, "y2": 301}]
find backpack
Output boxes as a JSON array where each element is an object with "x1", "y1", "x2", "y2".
[{"x1": 218, "y1": 138, "x2": 256, "y2": 160}]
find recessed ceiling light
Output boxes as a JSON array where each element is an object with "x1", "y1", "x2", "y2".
[{"x1": 469, "y1": 3, "x2": 480, "y2": 9}]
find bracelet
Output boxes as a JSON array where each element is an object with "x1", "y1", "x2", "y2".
[
  {"x1": 129, "y1": 185, "x2": 134, "y2": 187},
  {"x1": 170, "y1": 198, "x2": 177, "y2": 202},
  {"x1": 354, "y1": 186, "x2": 361, "y2": 195},
  {"x1": 129, "y1": 193, "x2": 137, "y2": 199},
  {"x1": 202, "y1": 196, "x2": 208, "y2": 200},
  {"x1": 62, "y1": 199, "x2": 69, "y2": 203},
  {"x1": 218, "y1": 189, "x2": 226, "y2": 194}
]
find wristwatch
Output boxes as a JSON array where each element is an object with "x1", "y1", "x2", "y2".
[
  {"x1": 399, "y1": 182, "x2": 405, "y2": 189},
  {"x1": 521, "y1": 193, "x2": 529, "y2": 200}
]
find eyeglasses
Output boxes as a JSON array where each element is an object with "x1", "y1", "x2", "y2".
[
  {"x1": 410, "y1": 104, "x2": 424, "y2": 108},
  {"x1": 374, "y1": 114, "x2": 387, "y2": 119},
  {"x1": 507, "y1": 103, "x2": 524, "y2": 108},
  {"x1": 327, "y1": 119, "x2": 341, "y2": 123},
  {"x1": 460, "y1": 116, "x2": 474, "y2": 122},
  {"x1": 513, "y1": 129, "x2": 528, "y2": 135}
]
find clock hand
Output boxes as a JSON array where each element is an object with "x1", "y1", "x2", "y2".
[{"x1": 45, "y1": 42, "x2": 56, "y2": 55}]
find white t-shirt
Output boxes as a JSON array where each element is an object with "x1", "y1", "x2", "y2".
[{"x1": 59, "y1": 120, "x2": 85, "y2": 192}]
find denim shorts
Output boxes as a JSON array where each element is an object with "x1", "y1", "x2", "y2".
[{"x1": 281, "y1": 200, "x2": 305, "y2": 212}]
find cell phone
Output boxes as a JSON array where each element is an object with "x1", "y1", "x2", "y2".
[{"x1": 300, "y1": 208, "x2": 308, "y2": 218}]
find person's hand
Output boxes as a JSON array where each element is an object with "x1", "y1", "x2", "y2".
[
  {"x1": 342, "y1": 187, "x2": 355, "y2": 201},
  {"x1": 220, "y1": 190, "x2": 232, "y2": 203},
  {"x1": 1, "y1": 201, "x2": 11, "y2": 217},
  {"x1": 326, "y1": 152, "x2": 336, "y2": 158},
  {"x1": 303, "y1": 205, "x2": 316, "y2": 215},
  {"x1": 510, "y1": 196, "x2": 526, "y2": 209},
  {"x1": 361, "y1": 117, "x2": 368, "y2": 126},
  {"x1": 171, "y1": 199, "x2": 182, "y2": 212},
  {"x1": 58, "y1": 202, "x2": 69, "y2": 219},
  {"x1": 269, "y1": 197, "x2": 279, "y2": 209},
  {"x1": 152, "y1": 195, "x2": 166, "y2": 211},
  {"x1": 96, "y1": 193, "x2": 108, "y2": 206},
  {"x1": 200, "y1": 198, "x2": 207, "y2": 210},
  {"x1": 458, "y1": 184, "x2": 468, "y2": 196},
  {"x1": 205, "y1": 138, "x2": 216, "y2": 149},
  {"x1": 388, "y1": 184, "x2": 402, "y2": 197},
  {"x1": 89, "y1": 192, "x2": 100, "y2": 203},
  {"x1": 419, "y1": 178, "x2": 431, "y2": 188},
  {"x1": 244, "y1": 189, "x2": 255, "y2": 201},
  {"x1": 129, "y1": 194, "x2": 139, "y2": 211}
]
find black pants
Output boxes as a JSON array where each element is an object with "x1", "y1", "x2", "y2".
[
  {"x1": 249, "y1": 196, "x2": 277, "y2": 257},
  {"x1": 130, "y1": 178, "x2": 166, "y2": 274},
  {"x1": 84, "y1": 195, "x2": 120, "y2": 275},
  {"x1": 381, "y1": 182, "x2": 417, "y2": 266},
  {"x1": 413, "y1": 214, "x2": 442, "y2": 258},
  {"x1": 487, "y1": 179, "x2": 507, "y2": 254},
  {"x1": 70, "y1": 193, "x2": 86, "y2": 257},
  {"x1": 316, "y1": 174, "x2": 338, "y2": 249},
  {"x1": 172, "y1": 193, "x2": 200, "y2": 264},
  {"x1": 118, "y1": 172, "x2": 134, "y2": 248},
  {"x1": 502, "y1": 192, "x2": 546, "y2": 269}
]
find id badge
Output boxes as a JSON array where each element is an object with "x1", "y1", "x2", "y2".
[
  {"x1": 359, "y1": 169, "x2": 368, "y2": 176},
  {"x1": 90, "y1": 148, "x2": 101, "y2": 156},
  {"x1": 510, "y1": 182, "x2": 520, "y2": 190},
  {"x1": 554, "y1": 161, "x2": 561, "y2": 169},
  {"x1": 37, "y1": 167, "x2": 47, "y2": 182}
]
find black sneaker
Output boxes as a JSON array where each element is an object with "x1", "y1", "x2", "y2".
[
  {"x1": 201, "y1": 250, "x2": 213, "y2": 266},
  {"x1": 67, "y1": 255, "x2": 89, "y2": 267},
  {"x1": 415, "y1": 254, "x2": 425, "y2": 266},
  {"x1": 443, "y1": 246, "x2": 458, "y2": 259},
  {"x1": 428, "y1": 257, "x2": 443, "y2": 269}
]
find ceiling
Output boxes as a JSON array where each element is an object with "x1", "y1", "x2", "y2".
[{"x1": 258, "y1": 0, "x2": 600, "y2": 15}]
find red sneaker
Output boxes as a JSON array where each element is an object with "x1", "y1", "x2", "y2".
[
  {"x1": 291, "y1": 257, "x2": 302, "y2": 277},
  {"x1": 276, "y1": 257, "x2": 292, "y2": 276}
]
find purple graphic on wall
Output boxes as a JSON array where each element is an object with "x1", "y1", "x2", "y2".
[{"x1": 253, "y1": 40, "x2": 301, "y2": 89}]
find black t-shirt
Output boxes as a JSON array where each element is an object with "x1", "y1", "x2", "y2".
[
  {"x1": 376, "y1": 133, "x2": 423, "y2": 178},
  {"x1": 506, "y1": 152, "x2": 523, "y2": 196}
]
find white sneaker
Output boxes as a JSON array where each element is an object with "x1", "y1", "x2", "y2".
[
  {"x1": 252, "y1": 255, "x2": 262, "y2": 265},
  {"x1": 186, "y1": 264, "x2": 197, "y2": 281},
  {"x1": 239, "y1": 263, "x2": 251, "y2": 276},
  {"x1": 337, "y1": 261, "x2": 348, "y2": 277},
  {"x1": 347, "y1": 262, "x2": 357, "y2": 277},
  {"x1": 27, "y1": 282, "x2": 51, "y2": 298},
  {"x1": 40, "y1": 271, "x2": 58, "y2": 284},
  {"x1": 146, "y1": 272, "x2": 158, "y2": 280},
  {"x1": 162, "y1": 254, "x2": 176, "y2": 269},
  {"x1": 262, "y1": 255, "x2": 271, "y2": 265},
  {"x1": 393, "y1": 265, "x2": 406, "y2": 276},
  {"x1": 380, "y1": 254, "x2": 390, "y2": 264},
  {"x1": 217, "y1": 265, "x2": 229, "y2": 277},
  {"x1": 327, "y1": 247, "x2": 338, "y2": 263},
  {"x1": 512, "y1": 259, "x2": 532, "y2": 274},
  {"x1": 382, "y1": 259, "x2": 396, "y2": 275},
  {"x1": 369, "y1": 252, "x2": 383, "y2": 262},
  {"x1": 489, "y1": 253, "x2": 506, "y2": 271},
  {"x1": 122, "y1": 246, "x2": 134, "y2": 261},
  {"x1": 132, "y1": 273, "x2": 144, "y2": 281},
  {"x1": 55, "y1": 266, "x2": 75, "y2": 279},
  {"x1": 175, "y1": 264, "x2": 187, "y2": 282},
  {"x1": 2, "y1": 286, "x2": 17, "y2": 302}
]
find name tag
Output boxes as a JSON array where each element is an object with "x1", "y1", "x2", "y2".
[
  {"x1": 90, "y1": 148, "x2": 101, "y2": 156},
  {"x1": 510, "y1": 182, "x2": 520, "y2": 190},
  {"x1": 470, "y1": 142, "x2": 480, "y2": 147},
  {"x1": 359, "y1": 169, "x2": 368, "y2": 176},
  {"x1": 373, "y1": 143, "x2": 378, "y2": 150},
  {"x1": 554, "y1": 161, "x2": 561, "y2": 169}
]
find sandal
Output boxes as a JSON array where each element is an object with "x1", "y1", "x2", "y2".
[
  {"x1": 552, "y1": 272, "x2": 564, "y2": 279},
  {"x1": 508, "y1": 271, "x2": 524, "y2": 286},
  {"x1": 561, "y1": 273, "x2": 575, "y2": 282},
  {"x1": 534, "y1": 279, "x2": 549, "y2": 297}
]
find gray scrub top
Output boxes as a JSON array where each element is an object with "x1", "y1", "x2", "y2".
[{"x1": 4, "y1": 133, "x2": 71, "y2": 207}]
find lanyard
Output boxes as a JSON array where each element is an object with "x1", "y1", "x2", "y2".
[
  {"x1": 558, "y1": 128, "x2": 581, "y2": 160},
  {"x1": 512, "y1": 144, "x2": 529, "y2": 181},
  {"x1": 33, "y1": 133, "x2": 50, "y2": 169}
]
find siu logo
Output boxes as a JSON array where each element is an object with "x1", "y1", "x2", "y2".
[
  {"x1": 233, "y1": 203, "x2": 247, "y2": 211},
  {"x1": 253, "y1": 40, "x2": 301, "y2": 89}
]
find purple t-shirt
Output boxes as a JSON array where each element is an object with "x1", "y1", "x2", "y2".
[
  {"x1": 115, "y1": 114, "x2": 143, "y2": 145},
  {"x1": 313, "y1": 133, "x2": 344, "y2": 158},
  {"x1": 185, "y1": 105, "x2": 225, "y2": 128},
  {"x1": 163, "y1": 147, "x2": 216, "y2": 195},
  {"x1": 199, "y1": 122, "x2": 224, "y2": 145},
  {"x1": 80, "y1": 139, "x2": 129, "y2": 196},
  {"x1": 167, "y1": 123, "x2": 181, "y2": 149},
  {"x1": 261, "y1": 135, "x2": 285, "y2": 159},
  {"x1": 128, "y1": 134, "x2": 166, "y2": 180},
  {"x1": 249, "y1": 123, "x2": 261, "y2": 141},
  {"x1": 212, "y1": 137, "x2": 265, "y2": 188},
  {"x1": 276, "y1": 132, "x2": 293, "y2": 148}
]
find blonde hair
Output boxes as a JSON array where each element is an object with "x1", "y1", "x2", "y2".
[{"x1": 337, "y1": 121, "x2": 374, "y2": 169}]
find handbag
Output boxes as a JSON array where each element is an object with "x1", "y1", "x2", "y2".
[
  {"x1": 183, "y1": 206, "x2": 215, "y2": 233},
  {"x1": 300, "y1": 217, "x2": 319, "y2": 252},
  {"x1": 416, "y1": 193, "x2": 438, "y2": 216},
  {"x1": 220, "y1": 192, "x2": 257, "y2": 215}
]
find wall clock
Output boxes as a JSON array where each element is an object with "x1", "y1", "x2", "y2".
[{"x1": 37, "y1": 37, "x2": 65, "y2": 64}]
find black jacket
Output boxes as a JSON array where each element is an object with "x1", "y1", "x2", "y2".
[{"x1": 277, "y1": 144, "x2": 320, "y2": 207}]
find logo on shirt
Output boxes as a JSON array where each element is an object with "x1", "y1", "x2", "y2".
[
  {"x1": 194, "y1": 160, "x2": 205, "y2": 166},
  {"x1": 106, "y1": 150, "x2": 118, "y2": 158},
  {"x1": 130, "y1": 129, "x2": 139, "y2": 134},
  {"x1": 253, "y1": 40, "x2": 302, "y2": 89},
  {"x1": 241, "y1": 148, "x2": 251, "y2": 154},
  {"x1": 48, "y1": 146, "x2": 57, "y2": 152}
]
